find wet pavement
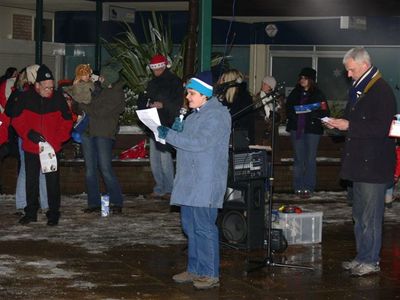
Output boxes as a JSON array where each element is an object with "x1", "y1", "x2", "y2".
[{"x1": 0, "y1": 192, "x2": 399, "y2": 299}]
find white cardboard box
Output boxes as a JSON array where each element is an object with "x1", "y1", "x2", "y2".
[{"x1": 277, "y1": 211, "x2": 323, "y2": 245}]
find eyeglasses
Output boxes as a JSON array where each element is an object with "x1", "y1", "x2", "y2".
[{"x1": 40, "y1": 83, "x2": 54, "y2": 91}]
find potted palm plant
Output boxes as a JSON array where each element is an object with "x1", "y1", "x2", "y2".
[{"x1": 104, "y1": 12, "x2": 229, "y2": 128}]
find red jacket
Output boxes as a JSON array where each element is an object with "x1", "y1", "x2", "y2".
[
  {"x1": 12, "y1": 89, "x2": 73, "y2": 154},
  {"x1": 0, "y1": 113, "x2": 10, "y2": 145},
  {"x1": 395, "y1": 146, "x2": 400, "y2": 179}
]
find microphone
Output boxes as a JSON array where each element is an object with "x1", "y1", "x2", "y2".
[{"x1": 179, "y1": 107, "x2": 187, "y2": 121}]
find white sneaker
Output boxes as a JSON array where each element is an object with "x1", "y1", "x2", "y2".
[
  {"x1": 350, "y1": 263, "x2": 380, "y2": 276},
  {"x1": 193, "y1": 276, "x2": 220, "y2": 289},
  {"x1": 172, "y1": 271, "x2": 199, "y2": 283},
  {"x1": 342, "y1": 260, "x2": 360, "y2": 270}
]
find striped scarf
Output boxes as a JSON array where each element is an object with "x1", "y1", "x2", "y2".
[{"x1": 348, "y1": 66, "x2": 379, "y2": 107}]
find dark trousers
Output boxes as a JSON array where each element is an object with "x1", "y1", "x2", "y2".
[{"x1": 24, "y1": 151, "x2": 60, "y2": 221}]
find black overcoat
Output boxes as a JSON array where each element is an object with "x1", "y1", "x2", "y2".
[{"x1": 340, "y1": 77, "x2": 396, "y2": 183}]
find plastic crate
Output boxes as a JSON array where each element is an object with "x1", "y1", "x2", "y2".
[{"x1": 277, "y1": 211, "x2": 323, "y2": 245}]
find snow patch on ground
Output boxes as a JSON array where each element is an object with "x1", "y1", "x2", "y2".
[{"x1": 0, "y1": 192, "x2": 398, "y2": 254}]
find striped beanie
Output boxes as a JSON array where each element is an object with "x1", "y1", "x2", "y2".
[
  {"x1": 149, "y1": 54, "x2": 168, "y2": 70},
  {"x1": 186, "y1": 71, "x2": 213, "y2": 97}
]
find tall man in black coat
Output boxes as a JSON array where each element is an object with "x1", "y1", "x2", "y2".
[
  {"x1": 137, "y1": 54, "x2": 183, "y2": 200},
  {"x1": 326, "y1": 47, "x2": 396, "y2": 276}
]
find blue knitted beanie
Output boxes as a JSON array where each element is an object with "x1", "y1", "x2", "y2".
[{"x1": 186, "y1": 71, "x2": 213, "y2": 97}]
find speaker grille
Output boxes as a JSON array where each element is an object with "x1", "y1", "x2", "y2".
[{"x1": 221, "y1": 210, "x2": 247, "y2": 243}]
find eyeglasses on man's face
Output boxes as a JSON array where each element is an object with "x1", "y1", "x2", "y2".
[{"x1": 39, "y1": 83, "x2": 54, "y2": 91}]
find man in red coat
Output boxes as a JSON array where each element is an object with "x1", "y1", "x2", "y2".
[{"x1": 12, "y1": 65, "x2": 73, "y2": 226}]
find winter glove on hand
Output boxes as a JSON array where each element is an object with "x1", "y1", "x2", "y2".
[
  {"x1": 157, "y1": 126, "x2": 170, "y2": 139},
  {"x1": 171, "y1": 117, "x2": 184, "y2": 132},
  {"x1": 28, "y1": 130, "x2": 46, "y2": 144}
]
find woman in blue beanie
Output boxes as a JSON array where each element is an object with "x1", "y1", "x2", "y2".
[{"x1": 157, "y1": 71, "x2": 231, "y2": 289}]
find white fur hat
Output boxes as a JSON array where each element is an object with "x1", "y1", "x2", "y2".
[{"x1": 26, "y1": 64, "x2": 40, "y2": 84}]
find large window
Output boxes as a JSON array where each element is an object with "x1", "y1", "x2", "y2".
[
  {"x1": 317, "y1": 57, "x2": 350, "y2": 103},
  {"x1": 270, "y1": 46, "x2": 350, "y2": 102},
  {"x1": 270, "y1": 45, "x2": 400, "y2": 111},
  {"x1": 271, "y1": 56, "x2": 312, "y2": 97}
]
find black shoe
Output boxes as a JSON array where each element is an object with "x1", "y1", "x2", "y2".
[
  {"x1": 83, "y1": 207, "x2": 101, "y2": 213},
  {"x1": 19, "y1": 215, "x2": 37, "y2": 225},
  {"x1": 47, "y1": 219, "x2": 59, "y2": 226},
  {"x1": 385, "y1": 202, "x2": 393, "y2": 209},
  {"x1": 111, "y1": 205, "x2": 122, "y2": 214}
]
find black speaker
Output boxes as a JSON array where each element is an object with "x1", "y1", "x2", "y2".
[{"x1": 219, "y1": 179, "x2": 265, "y2": 250}]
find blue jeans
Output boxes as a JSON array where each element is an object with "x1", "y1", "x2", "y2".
[
  {"x1": 15, "y1": 138, "x2": 48, "y2": 210},
  {"x1": 290, "y1": 131, "x2": 320, "y2": 192},
  {"x1": 81, "y1": 134, "x2": 123, "y2": 208},
  {"x1": 352, "y1": 182, "x2": 387, "y2": 264},
  {"x1": 149, "y1": 138, "x2": 174, "y2": 195},
  {"x1": 180, "y1": 206, "x2": 219, "y2": 278}
]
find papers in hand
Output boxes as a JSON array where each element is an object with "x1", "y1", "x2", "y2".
[
  {"x1": 136, "y1": 108, "x2": 166, "y2": 144},
  {"x1": 39, "y1": 142, "x2": 57, "y2": 173},
  {"x1": 320, "y1": 117, "x2": 331, "y2": 123},
  {"x1": 389, "y1": 120, "x2": 400, "y2": 137}
]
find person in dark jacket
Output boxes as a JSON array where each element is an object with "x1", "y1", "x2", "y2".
[
  {"x1": 12, "y1": 64, "x2": 73, "y2": 226},
  {"x1": 137, "y1": 54, "x2": 183, "y2": 200},
  {"x1": 326, "y1": 47, "x2": 396, "y2": 276},
  {"x1": 285, "y1": 67, "x2": 329, "y2": 198},
  {"x1": 73, "y1": 62, "x2": 125, "y2": 214},
  {"x1": 217, "y1": 69, "x2": 255, "y2": 145}
]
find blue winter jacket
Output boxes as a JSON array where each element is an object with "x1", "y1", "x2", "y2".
[{"x1": 165, "y1": 97, "x2": 231, "y2": 208}]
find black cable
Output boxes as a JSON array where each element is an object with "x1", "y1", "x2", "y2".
[{"x1": 217, "y1": 0, "x2": 237, "y2": 80}]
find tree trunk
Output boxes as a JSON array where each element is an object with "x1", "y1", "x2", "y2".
[{"x1": 183, "y1": 0, "x2": 199, "y2": 80}]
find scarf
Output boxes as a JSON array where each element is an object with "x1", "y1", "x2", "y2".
[{"x1": 348, "y1": 66, "x2": 379, "y2": 107}]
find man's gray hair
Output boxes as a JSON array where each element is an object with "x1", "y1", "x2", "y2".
[{"x1": 343, "y1": 47, "x2": 372, "y2": 66}]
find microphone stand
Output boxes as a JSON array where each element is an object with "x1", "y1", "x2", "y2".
[
  {"x1": 246, "y1": 92, "x2": 314, "y2": 273},
  {"x1": 230, "y1": 91, "x2": 277, "y2": 121},
  {"x1": 227, "y1": 91, "x2": 276, "y2": 152}
]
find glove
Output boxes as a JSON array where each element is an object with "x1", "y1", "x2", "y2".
[
  {"x1": 157, "y1": 126, "x2": 170, "y2": 139},
  {"x1": 71, "y1": 130, "x2": 82, "y2": 143},
  {"x1": 171, "y1": 117, "x2": 184, "y2": 132},
  {"x1": 27, "y1": 129, "x2": 46, "y2": 144}
]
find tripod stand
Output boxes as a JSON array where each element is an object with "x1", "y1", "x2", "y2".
[{"x1": 246, "y1": 92, "x2": 314, "y2": 273}]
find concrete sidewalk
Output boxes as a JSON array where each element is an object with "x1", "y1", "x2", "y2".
[{"x1": 0, "y1": 192, "x2": 399, "y2": 299}]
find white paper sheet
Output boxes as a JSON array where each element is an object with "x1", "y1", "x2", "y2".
[
  {"x1": 136, "y1": 108, "x2": 166, "y2": 144},
  {"x1": 39, "y1": 141, "x2": 57, "y2": 173},
  {"x1": 320, "y1": 117, "x2": 332, "y2": 123},
  {"x1": 389, "y1": 120, "x2": 400, "y2": 137}
]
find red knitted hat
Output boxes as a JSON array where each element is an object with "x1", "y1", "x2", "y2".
[{"x1": 149, "y1": 54, "x2": 168, "y2": 70}]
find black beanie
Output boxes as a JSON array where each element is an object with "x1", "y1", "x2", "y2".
[
  {"x1": 299, "y1": 67, "x2": 316, "y2": 81},
  {"x1": 36, "y1": 64, "x2": 54, "y2": 82}
]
